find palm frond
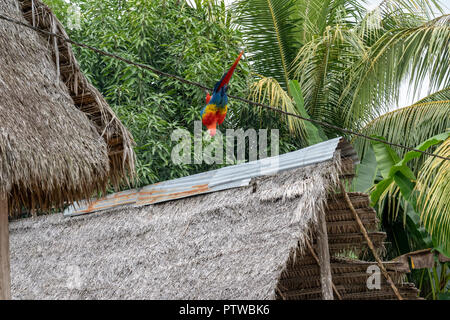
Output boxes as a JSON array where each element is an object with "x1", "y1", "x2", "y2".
[
  {"x1": 356, "y1": 0, "x2": 433, "y2": 46},
  {"x1": 343, "y1": 15, "x2": 450, "y2": 127},
  {"x1": 292, "y1": 25, "x2": 367, "y2": 133},
  {"x1": 294, "y1": 0, "x2": 363, "y2": 42},
  {"x1": 415, "y1": 86, "x2": 450, "y2": 103},
  {"x1": 416, "y1": 138, "x2": 450, "y2": 254},
  {"x1": 233, "y1": 0, "x2": 301, "y2": 90},
  {"x1": 379, "y1": 0, "x2": 444, "y2": 19},
  {"x1": 354, "y1": 97, "x2": 450, "y2": 169},
  {"x1": 248, "y1": 76, "x2": 307, "y2": 138}
]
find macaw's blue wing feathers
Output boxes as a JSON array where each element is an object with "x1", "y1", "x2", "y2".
[
  {"x1": 213, "y1": 50, "x2": 244, "y2": 94},
  {"x1": 213, "y1": 73, "x2": 227, "y2": 93},
  {"x1": 200, "y1": 105, "x2": 206, "y2": 117}
]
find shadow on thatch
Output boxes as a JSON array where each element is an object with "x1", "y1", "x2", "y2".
[{"x1": 0, "y1": 0, "x2": 135, "y2": 215}]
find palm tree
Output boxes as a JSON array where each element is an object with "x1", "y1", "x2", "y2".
[
  {"x1": 353, "y1": 87, "x2": 450, "y2": 256},
  {"x1": 232, "y1": 0, "x2": 450, "y2": 257},
  {"x1": 233, "y1": 0, "x2": 448, "y2": 135}
]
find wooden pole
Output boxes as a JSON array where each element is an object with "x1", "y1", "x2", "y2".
[
  {"x1": 338, "y1": 181, "x2": 403, "y2": 300},
  {"x1": 0, "y1": 194, "x2": 11, "y2": 300},
  {"x1": 306, "y1": 240, "x2": 342, "y2": 300},
  {"x1": 316, "y1": 210, "x2": 334, "y2": 300}
]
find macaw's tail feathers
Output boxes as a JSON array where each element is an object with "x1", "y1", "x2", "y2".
[
  {"x1": 214, "y1": 50, "x2": 244, "y2": 93},
  {"x1": 206, "y1": 123, "x2": 217, "y2": 137}
]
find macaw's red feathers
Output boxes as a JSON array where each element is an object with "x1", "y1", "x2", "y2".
[
  {"x1": 202, "y1": 113, "x2": 217, "y2": 137},
  {"x1": 207, "y1": 125, "x2": 217, "y2": 137},
  {"x1": 215, "y1": 50, "x2": 244, "y2": 93},
  {"x1": 202, "y1": 105, "x2": 216, "y2": 125},
  {"x1": 202, "y1": 104, "x2": 227, "y2": 137},
  {"x1": 206, "y1": 92, "x2": 211, "y2": 104}
]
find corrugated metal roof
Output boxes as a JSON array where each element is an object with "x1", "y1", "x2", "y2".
[
  {"x1": 64, "y1": 137, "x2": 358, "y2": 217},
  {"x1": 63, "y1": 189, "x2": 138, "y2": 216}
]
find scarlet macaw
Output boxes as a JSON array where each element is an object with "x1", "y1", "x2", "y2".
[{"x1": 201, "y1": 50, "x2": 244, "y2": 136}]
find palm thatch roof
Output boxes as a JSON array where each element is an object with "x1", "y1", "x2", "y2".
[
  {"x1": 0, "y1": 0, "x2": 135, "y2": 213},
  {"x1": 9, "y1": 140, "x2": 420, "y2": 299}
]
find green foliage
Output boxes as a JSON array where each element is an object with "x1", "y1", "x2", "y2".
[
  {"x1": 368, "y1": 132, "x2": 450, "y2": 299},
  {"x1": 45, "y1": 0, "x2": 300, "y2": 186},
  {"x1": 235, "y1": 0, "x2": 448, "y2": 142},
  {"x1": 351, "y1": 144, "x2": 377, "y2": 193},
  {"x1": 248, "y1": 76, "x2": 308, "y2": 139},
  {"x1": 355, "y1": 88, "x2": 450, "y2": 164},
  {"x1": 233, "y1": 0, "x2": 302, "y2": 90},
  {"x1": 235, "y1": 0, "x2": 367, "y2": 139},
  {"x1": 369, "y1": 133, "x2": 450, "y2": 256},
  {"x1": 345, "y1": 14, "x2": 450, "y2": 125},
  {"x1": 417, "y1": 138, "x2": 450, "y2": 256}
]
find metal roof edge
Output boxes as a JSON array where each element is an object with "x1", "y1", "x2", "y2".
[{"x1": 63, "y1": 137, "x2": 358, "y2": 216}]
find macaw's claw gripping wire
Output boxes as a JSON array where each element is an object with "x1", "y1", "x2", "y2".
[{"x1": 0, "y1": 13, "x2": 449, "y2": 161}]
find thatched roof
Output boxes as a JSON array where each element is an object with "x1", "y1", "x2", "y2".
[
  {"x1": 0, "y1": 0, "x2": 135, "y2": 213},
  {"x1": 11, "y1": 159, "x2": 341, "y2": 299},
  {"x1": 9, "y1": 139, "x2": 420, "y2": 299}
]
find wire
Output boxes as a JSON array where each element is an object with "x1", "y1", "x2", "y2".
[{"x1": 1, "y1": 12, "x2": 449, "y2": 161}]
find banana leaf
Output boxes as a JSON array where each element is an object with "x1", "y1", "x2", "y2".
[{"x1": 288, "y1": 80, "x2": 326, "y2": 145}]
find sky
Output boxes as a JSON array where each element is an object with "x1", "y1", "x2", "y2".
[{"x1": 219, "y1": 0, "x2": 450, "y2": 110}]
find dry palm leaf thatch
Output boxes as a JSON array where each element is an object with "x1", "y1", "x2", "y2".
[
  {"x1": 0, "y1": 0, "x2": 135, "y2": 214},
  {"x1": 10, "y1": 157, "x2": 344, "y2": 299}
]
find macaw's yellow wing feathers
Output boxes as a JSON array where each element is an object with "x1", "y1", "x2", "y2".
[{"x1": 202, "y1": 103, "x2": 225, "y2": 137}]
